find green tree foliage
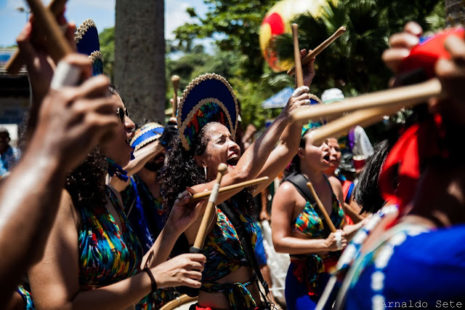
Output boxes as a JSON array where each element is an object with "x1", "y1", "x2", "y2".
[
  {"x1": 275, "y1": 0, "x2": 445, "y2": 95},
  {"x1": 173, "y1": 0, "x2": 276, "y2": 81},
  {"x1": 99, "y1": 27, "x2": 115, "y2": 80},
  {"x1": 172, "y1": 0, "x2": 445, "y2": 130}
]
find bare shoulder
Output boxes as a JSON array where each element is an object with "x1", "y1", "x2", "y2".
[
  {"x1": 277, "y1": 180, "x2": 299, "y2": 196},
  {"x1": 58, "y1": 190, "x2": 80, "y2": 228},
  {"x1": 328, "y1": 175, "x2": 343, "y2": 192}
]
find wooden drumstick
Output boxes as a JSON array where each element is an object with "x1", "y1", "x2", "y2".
[
  {"x1": 171, "y1": 75, "x2": 180, "y2": 117},
  {"x1": 288, "y1": 26, "x2": 346, "y2": 75},
  {"x1": 307, "y1": 182, "x2": 337, "y2": 233},
  {"x1": 291, "y1": 78, "x2": 442, "y2": 123},
  {"x1": 190, "y1": 163, "x2": 228, "y2": 252},
  {"x1": 192, "y1": 176, "x2": 269, "y2": 202},
  {"x1": 5, "y1": 0, "x2": 67, "y2": 74},
  {"x1": 292, "y1": 24, "x2": 304, "y2": 87},
  {"x1": 23, "y1": 0, "x2": 73, "y2": 64},
  {"x1": 309, "y1": 104, "x2": 403, "y2": 145},
  {"x1": 160, "y1": 294, "x2": 197, "y2": 310}
]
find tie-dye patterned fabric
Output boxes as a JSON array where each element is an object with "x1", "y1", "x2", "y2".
[
  {"x1": 198, "y1": 199, "x2": 260, "y2": 309},
  {"x1": 289, "y1": 177, "x2": 345, "y2": 297},
  {"x1": 201, "y1": 206, "x2": 259, "y2": 283},
  {"x1": 293, "y1": 194, "x2": 345, "y2": 239},
  {"x1": 17, "y1": 284, "x2": 35, "y2": 309},
  {"x1": 77, "y1": 186, "x2": 155, "y2": 309}
]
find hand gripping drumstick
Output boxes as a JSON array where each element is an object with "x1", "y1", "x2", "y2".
[
  {"x1": 306, "y1": 182, "x2": 337, "y2": 233},
  {"x1": 292, "y1": 23, "x2": 304, "y2": 88},
  {"x1": 288, "y1": 26, "x2": 346, "y2": 76},
  {"x1": 192, "y1": 176, "x2": 269, "y2": 202},
  {"x1": 190, "y1": 163, "x2": 228, "y2": 253},
  {"x1": 291, "y1": 78, "x2": 442, "y2": 123},
  {"x1": 23, "y1": 0, "x2": 81, "y2": 88},
  {"x1": 171, "y1": 75, "x2": 180, "y2": 118},
  {"x1": 6, "y1": 0, "x2": 67, "y2": 75},
  {"x1": 24, "y1": 0, "x2": 73, "y2": 64}
]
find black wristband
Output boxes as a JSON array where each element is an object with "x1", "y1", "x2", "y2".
[{"x1": 143, "y1": 267, "x2": 157, "y2": 292}]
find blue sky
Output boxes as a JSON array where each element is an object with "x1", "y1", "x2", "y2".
[{"x1": 0, "y1": 0, "x2": 207, "y2": 47}]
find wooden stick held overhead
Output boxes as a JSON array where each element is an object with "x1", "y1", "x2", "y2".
[
  {"x1": 310, "y1": 105, "x2": 403, "y2": 145},
  {"x1": 292, "y1": 23, "x2": 304, "y2": 87},
  {"x1": 306, "y1": 182, "x2": 336, "y2": 233},
  {"x1": 192, "y1": 176, "x2": 269, "y2": 202},
  {"x1": 191, "y1": 163, "x2": 228, "y2": 252},
  {"x1": 291, "y1": 78, "x2": 442, "y2": 123},
  {"x1": 288, "y1": 26, "x2": 346, "y2": 75},
  {"x1": 23, "y1": 0, "x2": 73, "y2": 63},
  {"x1": 6, "y1": 0, "x2": 68, "y2": 74},
  {"x1": 171, "y1": 75, "x2": 180, "y2": 117}
]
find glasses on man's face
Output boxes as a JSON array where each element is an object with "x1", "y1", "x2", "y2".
[{"x1": 116, "y1": 107, "x2": 129, "y2": 123}]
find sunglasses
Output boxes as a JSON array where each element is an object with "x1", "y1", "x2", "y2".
[{"x1": 116, "y1": 107, "x2": 129, "y2": 123}]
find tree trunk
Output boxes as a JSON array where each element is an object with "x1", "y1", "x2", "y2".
[
  {"x1": 445, "y1": 0, "x2": 465, "y2": 26},
  {"x1": 114, "y1": 0, "x2": 165, "y2": 125}
]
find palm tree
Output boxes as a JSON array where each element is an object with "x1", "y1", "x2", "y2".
[
  {"x1": 274, "y1": 0, "x2": 443, "y2": 95},
  {"x1": 114, "y1": 0, "x2": 165, "y2": 125}
]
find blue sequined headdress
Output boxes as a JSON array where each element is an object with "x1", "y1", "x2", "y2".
[
  {"x1": 75, "y1": 19, "x2": 103, "y2": 76},
  {"x1": 177, "y1": 73, "x2": 239, "y2": 151}
]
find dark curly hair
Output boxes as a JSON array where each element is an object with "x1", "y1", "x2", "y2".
[
  {"x1": 65, "y1": 148, "x2": 108, "y2": 211},
  {"x1": 160, "y1": 122, "x2": 255, "y2": 216}
]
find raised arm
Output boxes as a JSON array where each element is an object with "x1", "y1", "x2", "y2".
[
  {"x1": 0, "y1": 56, "x2": 118, "y2": 305},
  {"x1": 253, "y1": 51, "x2": 316, "y2": 194}
]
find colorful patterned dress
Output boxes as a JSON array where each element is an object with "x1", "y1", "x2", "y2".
[
  {"x1": 199, "y1": 198, "x2": 261, "y2": 310},
  {"x1": 78, "y1": 186, "x2": 155, "y2": 309},
  {"x1": 285, "y1": 176, "x2": 345, "y2": 310}
]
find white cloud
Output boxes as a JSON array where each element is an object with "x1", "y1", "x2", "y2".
[
  {"x1": 67, "y1": 0, "x2": 115, "y2": 12},
  {"x1": 165, "y1": 0, "x2": 193, "y2": 40}
]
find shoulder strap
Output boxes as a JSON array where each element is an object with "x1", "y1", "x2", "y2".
[
  {"x1": 284, "y1": 172, "x2": 315, "y2": 205},
  {"x1": 217, "y1": 202, "x2": 271, "y2": 305},
  {"x1": 284, "y1": 173, "x2": 333, "y2": 236}
]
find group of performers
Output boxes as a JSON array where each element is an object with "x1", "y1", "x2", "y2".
[{"x1": 3, "y1": 2, "x2": 465, "y2": 309}]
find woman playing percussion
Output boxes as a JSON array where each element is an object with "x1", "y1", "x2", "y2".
[{"x1": 161, "y1": 57, "x2": 315, "y2": 309}]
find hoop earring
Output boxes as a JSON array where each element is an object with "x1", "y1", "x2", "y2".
[{"x1": 203, "y1": 165, "x2": 207, "y2": 180}]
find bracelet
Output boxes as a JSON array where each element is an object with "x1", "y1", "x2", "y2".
[{"x1": 143, "y1": 267, "x2": 157, "y2": 292}]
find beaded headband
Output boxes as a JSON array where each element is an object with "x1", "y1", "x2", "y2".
[
  {"x1": 177, "y1": 73, "x2": 239, "y2": 151},
  {"x1": 75, "y1": 19, "x2": 103, "y2": 75}
]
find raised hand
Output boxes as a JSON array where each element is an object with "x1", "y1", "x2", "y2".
[
  {"x1": 382, "y1": 22, "x2": 422, "y2": 73},
  {"x1": 30, "y1": 55, "x2": 118, "y2": 172}
]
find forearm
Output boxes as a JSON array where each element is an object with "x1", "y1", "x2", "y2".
[
  {"x1": 254, "y1": 121, "x2": 302, "y2": 194},
  {"x1": 53, "y1": 272, "x2": 151, "y2": 310},
  {"x1": 142, "y1": 226, "x2": 181, "y2": 269},
  {"x1": 237, "y1": 114, "x2": 289, "y2": 180},
  {"x1": 124, "y1": 142, "x2": 163, "y2": 177},
  {"x1": 0, "y1": 151, "x2": 65, "y2": 304},
  {"x1": 343, "y1": 221, "x2": 365, "y2": 240},
  {"x1": 273, "y1": 235, "x2": 330, "y2": 255}
]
